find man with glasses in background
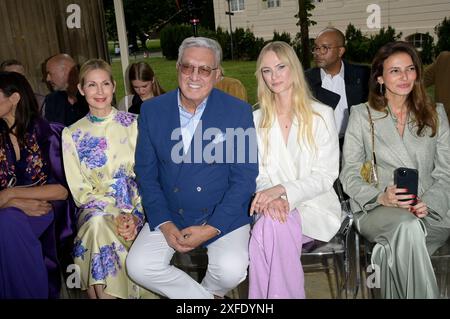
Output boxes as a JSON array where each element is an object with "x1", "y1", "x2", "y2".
[
  {"x1": 127, "y1": 36, "x2": 258, "y2": 299},
  {"x1": 305, "y1": 27, "x2": 370, "y2": 147}
]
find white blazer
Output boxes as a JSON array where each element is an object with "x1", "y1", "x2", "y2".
[{"x1": 253, "y1": 102, "x2": 341, "y2": 241}]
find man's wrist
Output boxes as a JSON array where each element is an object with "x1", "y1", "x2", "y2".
[{"x1": 203, "y1": 224, "x2": 221, "y2": 237}]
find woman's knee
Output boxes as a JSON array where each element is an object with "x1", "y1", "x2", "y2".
[
  {"x1": 0, "y1": 208, "x2": 26, "y2": 231},
  {"x1": 395, "y1": 212, "x2": 425, "y2": 235},
  {"x1": 252, "y1": 215, "x2": 286, "y2": 238},
  {"x1": 79, "y1": 213, "x2": 115, "y2": 235}
]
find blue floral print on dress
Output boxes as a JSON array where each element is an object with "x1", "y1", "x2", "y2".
[
  {"x1": 132, "y1": 208, "x2": 145, "y2": 233},
  {"x1": 90, "y1": 243, "x2": 125, "y2": 281},
  {"x1": 75, "y1": 132, "x2": 108, "y2": 169},
  {"x1": 82, "y1": 210, "x2": 113, "y2": 225},
  {"x1": 81, "y1": 199, "x2": 109, "y2": 211},
  {"x1": 110, "y1": 166, "x2": 137, "y2": 210},
  {"x1": 114, "y1": 111, "x2": 137, "y2": 127},
  {"x1": 73, "y1": 239, "x2": 88, "y2": 260}
]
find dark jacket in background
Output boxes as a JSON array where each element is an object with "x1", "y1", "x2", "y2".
[
  {"x1": 43, "y1": 91, "x2": 89, "y2": 127},
  {"x1": 305, "y1": 60, "x2": 370, "y2": 112}
]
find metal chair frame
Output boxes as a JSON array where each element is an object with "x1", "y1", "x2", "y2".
[{"x1": 301, "y1": 179, "x2": 361, "y2": 299}]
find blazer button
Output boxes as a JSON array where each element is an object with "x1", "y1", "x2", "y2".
[
  {"x1": 201, "y1": 208, "x2": 208, "y2": 213},
  {"x1": 196, "y1": 186, "x2": 202, "y2": 192},
  {"x1": 178, "y1": 208, "x2": 184, "y2": 214},
  {"x1": 173, "y1": 187, "x2": 179, "y2": 193}
]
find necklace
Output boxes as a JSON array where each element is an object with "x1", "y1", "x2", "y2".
[
  {"x1": 277, "y1": 114, "x2": 292, "y2": 129},
  {"x1": 389, "y1": 105, "x2": 408, "y2": 126},
  {"x1": 89, "y1": 114, "x2": 106, "y2": 122}
]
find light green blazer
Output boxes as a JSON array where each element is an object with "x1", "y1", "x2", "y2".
[{"x1": 340, "y1": 103, "x2": 450, "y2": 227}]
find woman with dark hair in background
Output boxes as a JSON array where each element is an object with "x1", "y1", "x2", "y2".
[
  {"x1": 0, "y1": 71, "x2": 70, "y2": 298},
  {"x1": 117, "y1": 61, "x2": 165, "y2": 114},
  {"x1": 340, "y1": 41, "x2": 450, "y2": 298}
]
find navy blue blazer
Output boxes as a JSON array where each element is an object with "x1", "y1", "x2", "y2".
[{"x1": 135, "y1": 88, "x2": 258, "y2": 244}]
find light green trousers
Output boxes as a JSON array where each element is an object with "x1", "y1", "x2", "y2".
[{"x1": 355, "y1": 206, "x2": 449, "y2": 299}]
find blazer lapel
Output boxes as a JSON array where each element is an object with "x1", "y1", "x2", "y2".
[
  {"x1": 344, "y1": 61, "x2": 356, "y2": 107},
  {"x1": 371, "y1": 108, "x2": 416, "y2": 169},
  {"x1": 176, "y1": 89, "x2": 226, "y2": 182},
  {"x1": 272, "y1": 118, "x2": 298, "y2": 180},
  {"x1": 166, "y1": 91, "x2": 184, "y2": 181},
  {"x1": 308, "y1": 68, "x2": 340, "y2": 109}
]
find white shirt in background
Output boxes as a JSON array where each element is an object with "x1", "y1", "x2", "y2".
[{"x1": 320, "y1": 61, "x2": 348, "y2": 137}]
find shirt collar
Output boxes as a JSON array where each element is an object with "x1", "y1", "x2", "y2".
[
  {"x1": 320, "y1": 60, "x2": 345, "y2": 81},
  {"x1": 177, "y1": 89, "x2": 208, "y2": 115}
]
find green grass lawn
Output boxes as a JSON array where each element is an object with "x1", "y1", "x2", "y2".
[
  {"x1": 111, "y1": 57, "x2": 258, "y2": 105},
  {"x1": 111, "y1": 57, "x2": 435, "y2": 107}
]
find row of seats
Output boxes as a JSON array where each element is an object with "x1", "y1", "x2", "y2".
[{"x1": 171, "y1": 178, "x2": 450, "y2": 299}]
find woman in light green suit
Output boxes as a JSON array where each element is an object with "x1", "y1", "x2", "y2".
[{"x1": 340, "y1": 41, "x2": 450, "y2": 299}]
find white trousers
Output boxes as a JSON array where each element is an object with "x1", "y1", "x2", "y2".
[{"x1": 126, "y1": 224, "x2": 250, "y2": 299}]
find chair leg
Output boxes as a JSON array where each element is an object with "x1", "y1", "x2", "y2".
[
  {"x1": 353, "y1": 231, "x2": 361, "y2": 299},
  {"x1": 322, "y1": 256, "x2": 336, "y2": 299},
  {"x1": 332, "y1": 252, "x2": 344, "y2": 299},
  {"x1": 437, "y1": 258, "x2": 448, "y2": 298}
]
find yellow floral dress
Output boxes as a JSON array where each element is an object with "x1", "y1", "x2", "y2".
[{"x1": 62, "y1": 108, "x2": 158, "y2": 299}]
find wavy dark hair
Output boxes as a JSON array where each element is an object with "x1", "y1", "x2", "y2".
[
  {"x1": 128, "y1": 62, "x2": 165, "y2": 96},
  {"x1": 0, "y1": 71, "x2": 39, "y2": 145},
  {"x1": 368, "y1": 41, "x2": 437, "y2": 137}
]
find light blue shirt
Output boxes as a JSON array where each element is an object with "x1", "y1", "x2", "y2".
[{"x1": 177, "y1": 89, "x2": 208, "y2": 154}]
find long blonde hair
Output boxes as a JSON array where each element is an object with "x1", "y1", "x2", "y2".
[{"x1": 255, "y1": 41, "x2": 317, "y2": 160}]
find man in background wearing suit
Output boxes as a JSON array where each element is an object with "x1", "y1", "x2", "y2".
[
  {"x1": 305, "y1": 27, "x2": 370, "y2": 146},
  {"x1": 43, "y1": 54, "x2": 88, "y2": 126},
  {"x1": 424, "y1": 51, "x2": 450, "y2": 123},
  {"x1": 127, "y1": 37, "x2": 258, "y2": 299}
]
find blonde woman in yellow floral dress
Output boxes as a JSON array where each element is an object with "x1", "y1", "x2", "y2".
[{"x1": 62, "y1": 59, "x2": 157, "y2": 299}]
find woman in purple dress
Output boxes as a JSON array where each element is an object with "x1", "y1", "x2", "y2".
[{"x1": 0, "y1": 71, "x2": 70, "y2": 298}]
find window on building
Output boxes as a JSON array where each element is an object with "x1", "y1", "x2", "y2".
[
  {"x1": 230, "y1": 0, "x2": 245, "y2": 12},
  {"x1": 267, "y1": 0, "x2": 281, "y2": 8},
  {"x1": 406, "y1": 33, "x2": 426, "y2": 51}
]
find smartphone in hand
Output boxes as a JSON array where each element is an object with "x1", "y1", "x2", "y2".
[{"x1": 394, "y1": 167, "x2": 418, "y2": 205}]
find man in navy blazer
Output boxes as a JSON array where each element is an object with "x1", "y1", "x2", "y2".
[
  {"x1": 127, "y1": 37, "x2": 258, "y2": 299},
  {"x1": 305, "y1": 28, "x2": 370, "y2": 146}
]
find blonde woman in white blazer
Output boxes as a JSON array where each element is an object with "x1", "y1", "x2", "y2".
[{"x1": 248, "y1": 42, "x2": 341, "y2": 299}]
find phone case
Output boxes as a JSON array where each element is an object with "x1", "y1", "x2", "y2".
[{"x1": 394, "y1": 167, "x2": 418, "y2": 202}]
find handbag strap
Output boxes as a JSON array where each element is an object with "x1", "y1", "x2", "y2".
[{"x1": 365, "y1": 103, "x2": 377, "y2": 165}]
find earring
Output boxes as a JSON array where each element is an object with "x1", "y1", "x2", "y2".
[{"x1": 379, "y1": 83, "x2": 384, "y2": 95}]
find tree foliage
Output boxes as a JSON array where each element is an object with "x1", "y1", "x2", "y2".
[
  {"x1": 343, "y1": 24, "x2": 402, "y2": 63},
  {"x1": 295, "y1": 0, "x2": 316, "y2": 69},
  {"x1": 367, "y1": 26, "x2": 402, "y2": 60},
  {"x1": 419, "y1": 33, "x2": 434, "y2": 64},
  {"x1": 435, "y1": 17, "x2": 450, "y2": 53},
  {"x1": 103, "y1": 0, "x2": 213, "y2": 50},
  {"x1": 344, "y1": 23, "x2": 370, "y2": 63}
]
